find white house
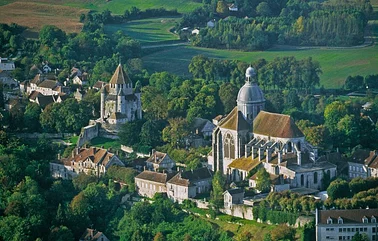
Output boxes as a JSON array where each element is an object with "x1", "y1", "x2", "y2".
[
  {"x1": 135, "y1": 170, "x2": 175, "y2": 198},
  {"x1": 316, "y1": 208, "x2": 378, "y2": 241},
  {"x1": 223, "y1": 188, "x2": 244, "y2": 209},
  {"x1": 146, "y1": 150, "x2": 175, "y2": 172}
]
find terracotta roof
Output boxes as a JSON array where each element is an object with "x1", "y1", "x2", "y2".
[
  {"x1": 62, "y1": 147, "x2": 118, "y2": 167},
  {"x1": 365, "y1": 150, "x2": 378, "y2": 169},
  {"x1": 109, "y1": 64, "x2": 131, "y2": 85},
  {"x1": 318, "y1": 209, "x2": 378, "y2": 225},
  {"x1": 168, "y1": 167, "x2": 212, "y2": 187},
  {"x1": 135, "y1": 171, "x2": 175, "y2": 184},
  {"x1": 93, "y1": 81, "x2": 106, "y2": 90},
  {"x1": 80, "y1": 228, "x2": 107, "y2": 241},
  {"x1": 228, "y1": 156, "x2": 260, "y2": 171},
  {"x1": 253, "y1": 111, "x2": 304, "y2": 138},
  {"x1": 219, "y1": 107, "x2": 250, "y2": 131}
]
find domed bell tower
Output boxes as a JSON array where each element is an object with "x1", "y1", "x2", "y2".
[{"x1": 237, "y1": 67, "x2": 265, "y2": 123}]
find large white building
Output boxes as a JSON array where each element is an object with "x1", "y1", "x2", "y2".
[
  {"x1": 209, "y1": 67, "x2": 336, "y2": 190},
  {"x1": 100, "y1": 64, "x2": 142, "y2": 125},
  {"x1": 316, "y1": 209, "x2": 378, "y2": 241}
]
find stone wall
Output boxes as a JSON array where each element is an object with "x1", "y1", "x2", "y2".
[
  {"x1": 77, "y1": 123, "x2": 100, "y2": 147},
  {"x1": 15, "y1": 132, "x2": 75, "y2": 139},
  {"x1": 221, "y1": 205, "x2": 254, "y2": 220}
]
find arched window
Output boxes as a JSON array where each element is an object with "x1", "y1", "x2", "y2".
[
  {"x1": 338, "y1": 217, "x2": 343, "y2": 224},
  {"x1": 287, "y1": 142, "x2": 292, "y2": 152},
  {"x1": 314, "y1": 172, "x2": 318, "y2": 184},
  {"x1": 224, "y1": 133, "x2": 235, "y2": 159},
  {"x1": 300, "y1": 174, "x2": 304, "y2": 186}
]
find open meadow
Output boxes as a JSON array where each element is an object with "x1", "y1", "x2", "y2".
[{"x1": 104, "y1": 17, "x2": 180, "y2": 45}]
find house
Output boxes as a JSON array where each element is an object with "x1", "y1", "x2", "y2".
[
  {"x1": 50, "y1": 147, "x2": 124, "y2": 179},
  {"x1": 42, "y1": 62, "x2": 51, "y2": 73},
  {"x1": 79, "y1": 228, "x2": 109, "y2": 241},
  {"x1": 74, "y1": 88, "x2": 86, "y2": 101},
  {"x1": 0, "y1": 58, "x2": 15, "y2": 71},
  {"x1": 0, "y1": 71, "x2": 18, "y2": 88},
  {"x1": 316, "y1": 208, "x2": 378, "y2": 241},
  {"x1": 228, "y1": 3, "x2": 238, "y2": 12},
  {"x1": 209, "y1": 67, "x2": 337, "y2": 190},
  {"x1": 73, "y1": 75, "x2": 88, "y2": 85},
  {"x1": 166, "y1": 167, "x2": 213, "y2": 203},
  {"x1": 146, "y1": 150, "x2": 175, "y2": 172},
  {"x1": 249, "y1": 173, "x2": 290, "y2": 193},
  {"x1": 349, "y1": 150, "x2": 378, "y2": 179},
  {"x1": 93, "y1": 81, "x2": 106, "y2": 91},
  {"x1": 207, "y1": 20, "x2": 216, "y2": 28},
  {"x1": 223, "y1": 188, "x2": 244, "y2": 209},
  {"x1": 135, "y1": 170, "x2": 175, "y2": 198},
  {"x1": 70, "y1": 67, "x2": 82, "y2": 78}
]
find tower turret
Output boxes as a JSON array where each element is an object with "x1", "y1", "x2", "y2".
[
  {"x1": 237, "y1": 67, "x2": 265, "y2": 123},
  {"x1": 100, "y1": 87, "x2": 106, "y2": 120},
  {"x1": 117, "y1": 88, "x2": 125, "y2": 114}
]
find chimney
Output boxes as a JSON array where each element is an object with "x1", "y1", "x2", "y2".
[
  {"x1": 143, "y1": 166, "x2": 146, "y2": 171},
  {"x1": 57, "y1": 153, "x2": 61, "y2": 160},
  {"x1": 278, "y1": 151, "x2": 282, "y2": 164},
  {"x1": 297, "y1": 151, "x2": 302, "y2": 166}
]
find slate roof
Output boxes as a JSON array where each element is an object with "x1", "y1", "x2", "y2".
[
  {"x1": 318, "y1": 209, "x2": 378, "y2": 224},
  {"x1": 36, "y1": 95, "x2": 54, "y2": 109},
  {"x1": 219, "y1": 107, "x2": 250, "y2": 131},
  {"x1": 223, "y1": 188, "x2": 244, "y2": 195},
  {"x1": 228, "y1": 156, "x2": 260, "y2": 172},
  {"x1": 349, "y1": 149, "x2": 370, "y2": 164},
  {"x1": 109, "y1": 64, "x2": 131, "y2": 85},
  {"x1": 253, "y1": 111, "x2": 304, "y2": 138},
  {"x1": 147, "y1": 151, "x2": 170, "y2": 164},
  {"x1": 168, "y1": 167, "x2": 212, "y2": 187},
  {"x1": 135, "y1": 171, "x2": 175, "y2": 184},
  {"x1": 93, "y1": 81, "x2": 106, "y2": 90}
]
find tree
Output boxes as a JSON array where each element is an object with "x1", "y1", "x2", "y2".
[
  {"x1": 352, "y1": 232, "x2": 370, "y2": 241},
  {"x1": 48, "y1": 226, "x2": 74, "y2": 241},
  {"x1": 327, "y1": 179, "x2": 351, "y2": 200},
  {"x1": 39, "y1": 25, "x2": 67, "y2": 47},
  {"x1": 256, "y1": 2, "x2": 272, "y2": 17},
  {"x1": 216, "y1": 1, "x2": 228, "y2": 15},
  {"x1": 72, "y1": 173, "x2": 97, "y2": 191},
  {"x1": 118, "y1": 120, "x2": 144, "y2": 146},
  {"x1": 345, "y1": 75, "x2": 364, "y2": 91},
  {"x1": 162, "y1": 118, "x2": 189, "y2": 148},
  {"x1": 210, "y1": 171, "x2": 226, "y2": 209},
  {"x1": 153, "y1": 232, "x2": 166, "y2": 241},
  {"x1": 23, "y1": 102, "x2": 41, "y2": 132},
  {"x1": 324, "y1": 101, "x2": 348, "y2": 136},
  {"x1": 0, "y1": 83, "x2": 4, "y2": 108},
  {"x1": 219, "y1": 82, "x2": 238, "y2": 113},
  {"x1": 141, "y1": 86, "x2": 168, "y2": 120},
  {"x1": 140, "y1": 120, "x2": 163, "y2": 147},
  {"x1": 256, "y1": 168, "x2": 271, "y2": 193},
  {"x1": 271, "y1": 224, "x2": 295, "y2": 241}
]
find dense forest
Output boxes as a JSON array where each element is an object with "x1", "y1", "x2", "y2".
[{"x1": 180, "y1": 0, "x2": 372, "y2": 49}]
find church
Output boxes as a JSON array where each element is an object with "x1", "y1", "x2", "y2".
[
  {"x1": 208, "y1": 67, "x2": 336, "y2": 190},
  {"x1": 100, "y1": 64, "x2": 142, "y2": 125}
]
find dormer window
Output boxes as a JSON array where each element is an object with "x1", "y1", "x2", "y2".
[
  {"x1": 372, "y1": 216, "x2": 376, "y2": 223},
  {"x1": 338, "y1": 217, "x2": 343, "y2": 224},
  {"x1": 327, "y1": 217, "x2": 333, "y2": 224},
  {"x1": 362, "y1": 216, "x2": 368, "y2": 223}
]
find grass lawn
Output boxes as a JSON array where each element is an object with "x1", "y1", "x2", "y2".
[
  {"x1": 90, "y1": 137, "x2": 120, "y2": 149},
  {"x1": 67, "y1": 135, "x2": 79, "y2": 144},
  {"x1": 104, "y1": 17, "x2": 180, "y2": 45},
  {"x1": 143, "y1": 42, "x2": 378, "y2": 89}
]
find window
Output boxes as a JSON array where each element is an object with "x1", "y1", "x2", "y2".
[
  {"x1": 372, "y1": 216, "x2": 376, "y2": 223},
  {"x1": 224, "y1": 133, "x2": 235, "y2": 159},
  {"x1": 301, "y1": 174, "x2": 304, "y2": 186},
  {"x1": 363, "y1": 217, "x2": 368, "y2": 223},
  {"x1": 339, "y1": 228, "x2": 342, "y2": 232},
  {"x1": 327, "y1": 217, "x2": 333, "y2": 224},
  {"x1": 337, "y1": 217, "x2": 344, "y2": 225}
]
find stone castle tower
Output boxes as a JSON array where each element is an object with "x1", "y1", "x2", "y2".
[{"x1": 100, "y1": 64, "x2": 142, "y2": 125}]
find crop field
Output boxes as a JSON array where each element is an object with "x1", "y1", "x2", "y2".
[
  {"x1": 105, "y1": 17, "x2": 180, "y2": 45},
  {"x1": 0, "y1": 2, "x2": 87, "y2": 34},
  {"x1": 143, "y1": 34, "x2": 378, "y2": 89}
]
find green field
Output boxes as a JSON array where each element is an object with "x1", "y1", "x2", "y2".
[
  {"x1": 105, "y1": 17, "x2": 180, "y2": 45},
  {"x1": 90, "y1": 137, "x2": 120, "y2": 149}
]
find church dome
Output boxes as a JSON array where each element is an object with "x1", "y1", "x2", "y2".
[{"x1": 237, "y1": 82, "x2": 265, "y2": 104}]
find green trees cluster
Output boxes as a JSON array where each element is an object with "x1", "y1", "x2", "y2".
[
  {"x1": 345, "y1": 74, "x2": 378, "y2": 91},
  {"x1": 117, "y1": 194, "x2": 231, "y2": 241}
]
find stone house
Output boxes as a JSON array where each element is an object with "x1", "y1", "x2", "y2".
[
  {"x1": 79, "y1": 228, "x2": 109, "y2": 241},
  {"x1": 50, "y1": 147, "x2": 124, "y2": 179},
  {"x1": 0, "y1": 57, "x2": 15, "y2": 71},
  {"x1": 166, "y1": 167, "x2": 213, "y2": 203},
  {"x1": 0, "y1": 71, "x2": 18, "y2": 89},
  {"x1": 348, "y1": 150, "x2": 378, "y2": 179},
  {"x1": 249, "y1": 173, "x2": 290, "y2": 193},
  {"x1": 316, "y1": 208, "x2": 378, "y2": 241},
  {"x1": 135, "y1": 170, "x2": 175, "y2": 198},
  {"x1": 146, "y1": 150, "x2": 175, "y2": 172},
  {"x1": 223, "y1": 188, "x2": 244, "y2": 209}
]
